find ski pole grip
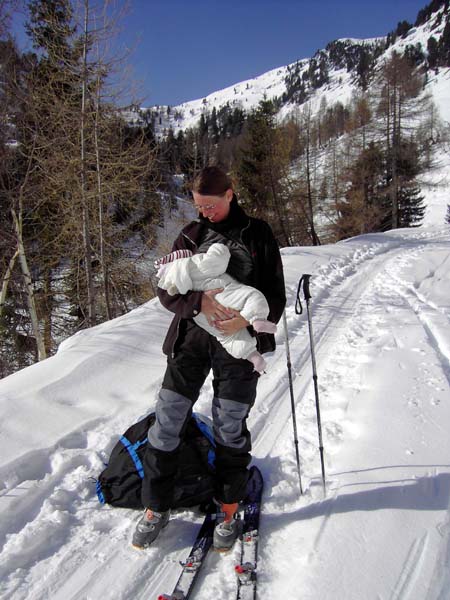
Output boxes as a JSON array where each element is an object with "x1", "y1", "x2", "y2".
[
  {"x1": 302, "y1": 274, "x2": 312, "y2": 301},
  {"x1": 295, "y1": 274, "x2": 312, "y2": 314}
]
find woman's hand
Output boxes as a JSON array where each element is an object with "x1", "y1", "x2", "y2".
[
  {"x1": 214, "y1": 308, "x2": 250, "y2": 335},
  {"x1": 201, "y1": 289, "x2": 234, "y2": 325}
]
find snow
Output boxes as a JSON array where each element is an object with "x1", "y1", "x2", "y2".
[
  {"x1": 1, "y1": 142, "x2": 450, "y2": 599},
  {"x1": 428, "y1": 67, "x2": 450, "y2": 124}
]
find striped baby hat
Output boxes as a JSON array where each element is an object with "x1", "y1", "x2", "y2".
[{"x1": 154, "y1": 248, "x2": 193, "y2": 270}]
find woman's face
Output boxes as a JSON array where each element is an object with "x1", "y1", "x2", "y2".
[{"x1": 192, "y1": 189, "x2": 233, "y2": 223}]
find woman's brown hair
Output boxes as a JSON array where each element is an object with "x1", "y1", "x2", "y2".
[{"x1": 191, "y1": 166, "x2": 233, "y2": 196}]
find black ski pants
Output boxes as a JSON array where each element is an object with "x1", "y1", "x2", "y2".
[{"x1": 141, "y1": 319, "x2": 259, "y2": 512}]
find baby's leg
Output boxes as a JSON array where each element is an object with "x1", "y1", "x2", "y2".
[
  {"x1": 252, "y1": 319, "x2": 277, "y2": 334},
  {"x1": 247, "y1": 351, "x2": 267, "y2": 373}
]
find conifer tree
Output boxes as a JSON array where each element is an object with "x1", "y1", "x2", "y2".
[
  {"x1": 210, "y1": 106, "x2": 219, "y2": 143},
  {"x1": 334, "y1": 142, "x2": 387, "y2": 238},
  {"x1": 427, "y1": 36, "x2": 439, "y2": 69},
  {"x1": 398, "y1": 182, "x2": 426, "y2": 227},
  {"x1": 355, "y1": 47, "x2": 376, "y2": 90},
  {"x1": 377, "y1": 51, "x2": 426, "y2": 228},
  {"x1": 440, "y1": 19, "x2": 450, "y2": 66},
  {"x1": 236, "y1": 99, "x2": 292, "y2": 245},
  {"x1": 26, "y1": 0, "x2": 77, "y2": 64}
]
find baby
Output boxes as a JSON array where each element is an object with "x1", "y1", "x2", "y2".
[{"x1": 156, "y1": 243, "x2": 276, "y2": 373}]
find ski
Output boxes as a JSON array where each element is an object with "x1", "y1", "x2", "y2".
[
  {"x1": 235, "y1": 466, "x2": 264, "y2": 600},
  {"x1": 157, "y1": 505, "x2": 217, "y2": 600},
  {"x1": 157, "y1": 467, "x2": 263, "y2": 600}
]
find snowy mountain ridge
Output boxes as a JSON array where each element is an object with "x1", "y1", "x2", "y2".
[{"x1": 132, "y1": 1, "x2": 450, "y2": 136}]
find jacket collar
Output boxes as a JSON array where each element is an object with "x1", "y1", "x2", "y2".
[{"x1": 198, "y1": 195, "x2": 249, "y2": 231}]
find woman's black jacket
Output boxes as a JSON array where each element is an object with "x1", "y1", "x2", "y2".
[{"x1": 157, "y1": 199, "x2": 286, "y2": 358}]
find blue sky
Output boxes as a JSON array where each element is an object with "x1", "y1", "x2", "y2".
[{"x1": 12, "y1": 0, "x2": 430, "y2": 107}]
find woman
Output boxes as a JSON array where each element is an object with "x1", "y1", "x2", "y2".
[{"x1": 132, "y1": 166, "x2": 286, "y2": 551}]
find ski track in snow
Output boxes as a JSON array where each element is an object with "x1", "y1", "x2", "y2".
[
  {"x1": 1, "y1": 227, "x2": 450, "y2": 599},
  {"x1": 254, "y1": 230, "x2": 450, "y2": 600}
]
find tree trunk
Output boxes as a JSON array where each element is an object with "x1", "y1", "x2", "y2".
[
  {"x1": 80, "y1": 0, "x2": 96, "y2": 326},
  {"x1": 391, "y1": 87, "x2": 399, "y2": 229},
  {"x1": 11, "y1": 208, "x2": 47, "y2": 361},
  {"x1": 93, "y1": 73, "x2": 112, "y2": 321},
  {"x1": 0, "y1": 248, "x2": 19, "y2": 318},
  {"x1": 305, "y1": 137, "x2": 321, "y2": 246},
  {"x1": 43, "y1": 267, "x2": 53, "y2": 355}
]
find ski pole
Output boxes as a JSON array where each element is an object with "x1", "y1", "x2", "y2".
[
  {"x1": 282, "y1": 309, "x2": 303, "y2": 496},
  {"x1": 296, "y1": 274, "x2": 326, "y2": 495}
]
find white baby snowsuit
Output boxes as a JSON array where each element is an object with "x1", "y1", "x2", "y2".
[{"x1": 156, "y1": 243, "x2": 276, "y2": 372}]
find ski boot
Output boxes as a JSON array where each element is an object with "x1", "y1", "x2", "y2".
[
  {"x1": 213, "y1": 502, "x2": 240, "y2": 552},
  {"x1": 132, "y1": 508, "x2": 170, "y2": 549}
]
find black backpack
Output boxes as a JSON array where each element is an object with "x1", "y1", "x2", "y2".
[{"x1": 96, "y1": 412, "x2": 216, "y2": 510}]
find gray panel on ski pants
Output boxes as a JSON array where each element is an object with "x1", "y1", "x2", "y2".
[
  {"x1": 212, "y1": 396, "x2": 251, "y2": 449},
  {"x1": 147, "y1": 388, "x2": 192, "y2": 452}
]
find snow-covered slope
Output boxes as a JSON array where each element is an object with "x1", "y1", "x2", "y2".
[
  {"x1": 0, "y1": 146, "x2": 449, "y2": 598},
  {"x1": 139, "y1": 5, "x2": 450, "y2": 137}
]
